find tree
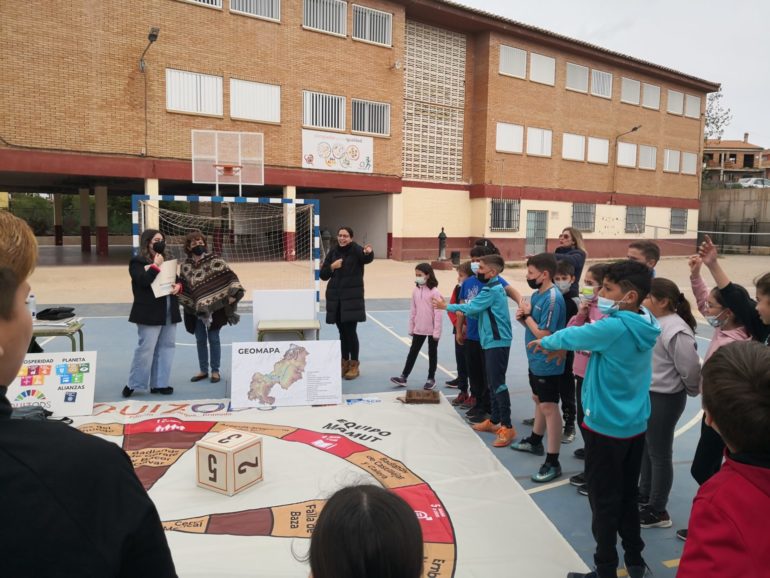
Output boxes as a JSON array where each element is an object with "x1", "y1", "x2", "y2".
[{"x1": 704, "y1": 87, "x2": 732, "y2": 141}]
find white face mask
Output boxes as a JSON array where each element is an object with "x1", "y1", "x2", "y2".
[
  {"x1": 555, "y1": 280, "x2": 572, "y2": 293},
  {"x1": 415, "y1": 276, "x2": 427, "y2": 285},
  {"x1": 470, "y1": 262, "x2": 480, "y2": 274}
]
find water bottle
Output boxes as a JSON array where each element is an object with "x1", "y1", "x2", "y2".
[{"x1": 28, "y1": 293, "x2": 37, "y2": 319}]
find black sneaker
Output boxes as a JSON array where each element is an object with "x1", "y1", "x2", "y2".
[
  {"x1": 567, "y1": 572, "x2": 597, "y2": 578},
  {"x1": 122, "y1": 385, "x2": 134, "y2": 398},
  {"x1": 150, "y1": 387, "x2": 174, "y2": 395},
  {"x1": 522, "y1": 417, "x2": 535, "y2": 426},
  {"x1": 445, "y1": 377, "x2": 460, "y2": 388},
  {"x1": 510, "y1": 438, "x2": 545, "y2": 456},
  {"x1": 577, "y1": 484, "x2": 588, "y2": 496},
  {"x1": 561, "y1": 426, "x2": 576, "y2": 444},
  {"x1": 574, "y1": 447, "x2": 585, "y2": 459},
  {"x1": 465, "y1": 405, "x2": 485, "y2": 418},
  {"x1": 466, "y1": 412, "x2": 491, "y2": 424},
  {"x1": 569, "y1": 472, "x2": 586, "y2": 486},
  {"x1": 676, "y1": 528, "x2": 688, "y2": 541},
  {"x1": 625, "y1": 562, "x2": 651, "y2": 578},
  {"x1": 639, "y1": 505, "x2": 672, "y2": 528}
]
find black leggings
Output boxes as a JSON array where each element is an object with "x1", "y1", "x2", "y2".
[
  {"x1": 402, "y1": 335, "x2": 438, "y2": 380},
  {"x1": 336, "y1": 321, "x2": 359, "y2": 361}
]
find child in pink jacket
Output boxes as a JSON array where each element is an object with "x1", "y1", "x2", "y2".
[{"x1": 391, "y1": 263, "x2": 443, "y2": 390}]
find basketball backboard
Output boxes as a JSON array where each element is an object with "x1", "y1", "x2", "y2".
[{"x1": 192, "y1": 130, "x2": 264, "y2": 192}]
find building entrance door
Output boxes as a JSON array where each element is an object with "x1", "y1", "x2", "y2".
[{"x1": 525, "y1": 210, "x2": 548, "y2": 255}]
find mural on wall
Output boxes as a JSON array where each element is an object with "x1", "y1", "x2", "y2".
[{"x1": 302, "y1": 129, "x2": 373, "y2": 174}]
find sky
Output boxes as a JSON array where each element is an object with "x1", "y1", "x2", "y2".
[{"x1": 456, "y1": 0, "x2": 770, "y2": 148}]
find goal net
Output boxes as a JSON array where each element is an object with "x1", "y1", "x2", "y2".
[{"x1": 132, "y1": 196, "x2": 320, "y2": 297}]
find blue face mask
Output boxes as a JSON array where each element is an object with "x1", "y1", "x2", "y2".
[
  {"x1": 597, "y1": 296, "x2": 619, "y2": 314},
  {"x1": 470, "y1": 262, "x2": 480, "y2": 274}
]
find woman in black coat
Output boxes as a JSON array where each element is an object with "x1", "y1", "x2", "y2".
[
  {"x1": 554, "y1": 226, "x2": 587, "y2": 294},
  {"x1": 320, "y1": 227, "x2": 374, "y2": 380},
  {"x1": 123, "y1": 229, "x2": 182, "y2": 398}
]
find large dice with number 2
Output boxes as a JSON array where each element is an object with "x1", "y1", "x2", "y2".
[{"x1": 196, "y1": 429, "x2": 263, "y2": 496}]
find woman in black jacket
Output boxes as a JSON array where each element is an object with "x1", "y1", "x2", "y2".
[
  {"x1": 320, "y1": 227, "x2": 374, "y2": 380},
  {"x1": 123, "y1": 229, "x2": 182, "y2": 398},
  {"x1": 554, "y1": 227, "x2": 587, "y2": 294}
]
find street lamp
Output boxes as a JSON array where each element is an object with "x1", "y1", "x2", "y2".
[
  {"x1": 611, "y1": 124, "x2": 642, "y2": 200},
  {"x1": 139, "y1": 27, "x2": 160, "y2": 72}
]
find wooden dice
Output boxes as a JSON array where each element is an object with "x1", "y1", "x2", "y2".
[{"x1": 196, "y1": 428, "x2": 263, "y2": 496}]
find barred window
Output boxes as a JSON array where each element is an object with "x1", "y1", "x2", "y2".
[
  {"x1": 572, "y1": 203, "x2": 596, "y2": 232},
  {"x1": 625, "y1": 206, "x2": 646, "y2": 234},
  {"x1": 231, "y1": 0, "x2": 280, "y2": 20},
  {"x1": 303, "y1": 0, "x2": 347, "y2": 37},
  {"x1": 184, "y1": 0, "x2": 222, "y2": 8},
  {"x1": 591, "y1": 69, "x2": 612, "y2": 99},
  {"x1": 352, "y1": 99, "x2": 390, "y2": 136},
  {"x1": 352, "y1": 5, "x2": 392, "y2": 46},
  {"x1": 303, "y1": 90, "x2": 345, "y2": 130},
  {"x1": 670, "y1": 208, "x2": 687, "y2": 234},
  {"x1": 490, "y1": 199, "x2": 520, "y2": 231}
]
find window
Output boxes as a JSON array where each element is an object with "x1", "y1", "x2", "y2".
[
  {"x1": 684, "y1": 94, "x2": 701, "y2": 119},
  {"x1": 639, "y1": 145, "x2": 657, "y2": 170},
  {"x1": 496, "y1": 122, "x2": 524, "y2": 154},
  {"x1": 625, "y1": 206, "x2": 646, "y2": 233},
  {"x1": 664, "y1": 149, "x2": 681, "y2": 172},
  {"x1": 185, "y1": 0, "x2": 222, "y2": 7},
  {"x1": 591, "y1": 69, "x2": 612, "y2": 98},
  {"x1": 490, "y1": 199, "x2": 520, "y2": 231},
  {"x1": 667, "y1": 90, "x2": 684, "y2": 114},
  {"x1": 562, "y1": 133, "x2": 585, "y2": 161},
  {"x1": 529, "y1": 53, "x2": 555, "y2": 86},
  {"x1": 621, "y1": 77, "x2": 640, "y2": 104},
  {"x1": 566, "y1": 63, "x2": 589, "y2": 93},
  {"x1": 587, "y1": 137, "x2": 609, "y2": 164},
  {"x1": 617, "y1": 142, "x2": 637, "y2": 167},
  {"x1": 499, "y1": 45, "x2": 526, "y2": 79},
  {"x1": 352, "y1": 5, "x2": 392, "y2": 46},
  {"x1": 572, "y1": 203, "x2": 596, "y2": 232},
  {"x1": 166, "y1": 69, "x2": 222, "y2": 116},
  {"x1": 681, "y1": 151, "x2": 698, "y2": 175},
  {"x1": 303, "y1": 90, "x2": 345, "y2": 130},
  {"x1": 231, "y1": 0, "x2": 280, "y2": 20},
  {"x1": 670, "y1": 208, "x2": 687, "y2": 234},
  {"x1": 526, "y1": 127, "x2": 552, "y2": 157},
  {"x1": 230, "y1": 79, "x2": 280, "y2": 123},
  {"x1": 642, "y1": 83, "x2": 660, "y2": 109},
  {"x1": 352, "y1": 99, "x2": 390, "y2": 136},
  {"x1": 303, "y1": 0, "x2": 346, "y2": 36}
]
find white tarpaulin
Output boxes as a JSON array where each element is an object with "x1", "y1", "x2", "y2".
[{"x1": 73, "y1": 393, "x2": 588, "y2": 577}]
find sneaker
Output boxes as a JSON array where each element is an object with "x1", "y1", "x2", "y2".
[
  {"x1": 122, "y1": 385, "x2": 134, "y2": 398},
  {"x1": 492, "y1": 426, "x2": 517, "y2": 447},
  {"x1": 567, "y1": 573, "x2": 597, "y2": 578},
  {"x1": 561, "y1": 427, "x2": 576, "y2": 444},
  {"x1": 638, "y1": 494, "x2": 649, "y2": 506},
  {"x1": 532, "y1": 462, "x2": 562, "y2": 483},
  {"x1": 423, "y1": 379, "x2": 437, "y2": 390},
  {"x1": 574, "y1": 447, "x2": 585, "y2": 459},
  {"x1": 465, "y1": 405, "x2": 485, "y2": 417},
  {"x1": 460, "y1": 395, "x2": 476, "y2": 409},
  {"x1": 451, "y1": 392, "x2": 470, "y2": 406},
  {"x1": 390, "y1": 376, "x2": 407, "y2": 387},
  {"x1": 466, "y1": 412, "x2": 491, "y2": 424},
  {"x1": 625, "y1": 562, "x2": 652, "y2": 578},
  {"x1": 569, "y1": 472, "x2": 586, "y2": 486},
  {"x1": 522, "y1": 417, "x2": 535, "y2": 426},
  {"x1": 445, "y1": 377, "x2": 461, "y2": 388},
  {"x1": 150, "y1": 387, "x2": 174, "y2": 395},
  {"x1": 577, "y1": 483, "x2": 588, "y2": 496},
  {"x1": 510, "y1": 438, "x2": 545, "y2": 456},
  {"x1": 676, "y1": 528, "x2": 688, "y2": 541},
  {"x1": 471, "y1": 419, "x2": 500, "y2": 433},
  {"x1": 639, "y1": 505, "x2": 672, "y2": 528}
]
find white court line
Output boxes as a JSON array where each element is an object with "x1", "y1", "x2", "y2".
[
  {"x1": 675, "y1": 409, "x2": 704, "y2": 438},
  {"x1": 526, "y1": 478, "x2": 572, "y2": 495},
  {"x1": 366, "y1": 312, "x2": 457, "y2": 378}
]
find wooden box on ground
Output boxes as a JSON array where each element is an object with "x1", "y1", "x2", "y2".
[{"x1": 196, "y1": 429, "x2": 263, "y2": 496}]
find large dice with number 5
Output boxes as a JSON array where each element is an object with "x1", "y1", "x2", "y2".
[{"x1": 195, "y1": 429, "x2": 263, "y2": 496}]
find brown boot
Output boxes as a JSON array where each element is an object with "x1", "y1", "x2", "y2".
[
  {"x1": 344, "y1": 360, "x2": 360, "y2": 380},
  {"x1": 341, "y1": 359, "x2": 350, "y2": 377}
]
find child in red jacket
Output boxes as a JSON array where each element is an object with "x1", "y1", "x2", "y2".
[{"x1": 678, "y1": 341, "x2": 770, "y2": 577}]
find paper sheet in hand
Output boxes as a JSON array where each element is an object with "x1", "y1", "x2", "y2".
[{"x1": 151, "y1": 259, "x2": 177, "y2": 298}]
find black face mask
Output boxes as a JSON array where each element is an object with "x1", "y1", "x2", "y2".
[
  {"x1": 191, "y1": 245, "x2": 206, "y2": 256},
  {"x1": 152, "y1": 240, "x2": 166, "y2": 254},
  {"x1": 476, "y1": 273, "x2": 487, "y2": 282},
  {"x1": 527, "y1": 277, "x2": 543, "y2": 290}
]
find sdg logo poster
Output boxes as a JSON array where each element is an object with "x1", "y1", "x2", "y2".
[{"x1": 7, "y1": 352, "x2": 98, "y2": 416}]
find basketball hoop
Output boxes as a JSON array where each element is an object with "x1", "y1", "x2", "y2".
[{"x1": 215, "y1": 164, "x2": 242, "y2": 177}]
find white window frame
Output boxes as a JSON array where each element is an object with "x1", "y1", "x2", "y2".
[
  {"x1": 684, "y1": 94, "x2": 701, "y2": 119},
  {"x1": 303, "y1": 90, "x2": 346, "y2": 131},
  {"x1": 681, "y1": 151, "x2": 698, "y2": 175},
  {"x1": 526, "y1": 127, "x2": 552, "y2": 157},
  {"x1": 303, "y1": 0, "x2": 347, "y2": 38},
  {"x1": 496, "y1": 122, "x2": 524, "y2": 154},
  {"x1": 165, "y1": 68, "x2": 223, "y2": 116},
  {"x1": 562, "y1": 133, "x2": 585, "y2": 161},
  {"x1": 499, "y1": 45, "x2": 527, "y2": 79},
  {"x1": 620, "y1": 77, "x2": 640, "y2": 105},
  {"x1": 529, "y1": 53, "x2": 555, "y2": 86},
  {"x1": 591, "y1": 69, "x2": 613, "y2": 99},
  {"x1": 230, "y1": 78, "x2": 280, "y2": 123},
  {"x1": 587, "y1": 137, "x2": 609, "y2": 165},
  {"x1": 230, "y1": 0, "x2": 280, "y2": 21},
  {"x1": 638, "y1": 145, "x2": 657, "y2": 170},
  {"x1": 670, "y1": 208, "x2": 688, "y2": 234},
  {"x1": 664, "y1": 149, "x2": 681, "y2": 173},
  {"x1": 351, "y1": 98, "x2": 390, "y2": 136},
  {"x1": 352, "y1": 4, "x2": 392, "y2": 47},
  {"x1": 617, "y1": 142, "x2": 637, "y2": 168},
  {"x1": 667, "y1": 90, "x2": 684, "y2": 115},
  {"x1": 180, "y1": 0, "x2": 222, "y2": 9},
  {"x1": 642, "y1": 83, "x2": 660, "y2": 110},
  {"x1": 565, "y1": 62, "x2": 589, "y2": 93}
]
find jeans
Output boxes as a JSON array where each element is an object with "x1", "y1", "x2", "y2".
[
  {"x1": 584, "y1": 428, "x2": 646, "y2": 578},
  {"x1": 194, "y1": 318, "x2": 221, "y2": 373},
  {"x1": 128, "y1": 321, "x2": 177, "y2": 390},
  {"x1": 401, "y1": 334, "x2": 438, "y2": 380},
  {"x1": 484, "y1": 346, "x2": 511, "y2": 427},
  {"x1": 639, "y1": 389, "x2": 687, "y2": 511}
]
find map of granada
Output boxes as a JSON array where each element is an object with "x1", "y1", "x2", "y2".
[{"x1": 248, "y1": 344, "x2": 309, "y2": 405}]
